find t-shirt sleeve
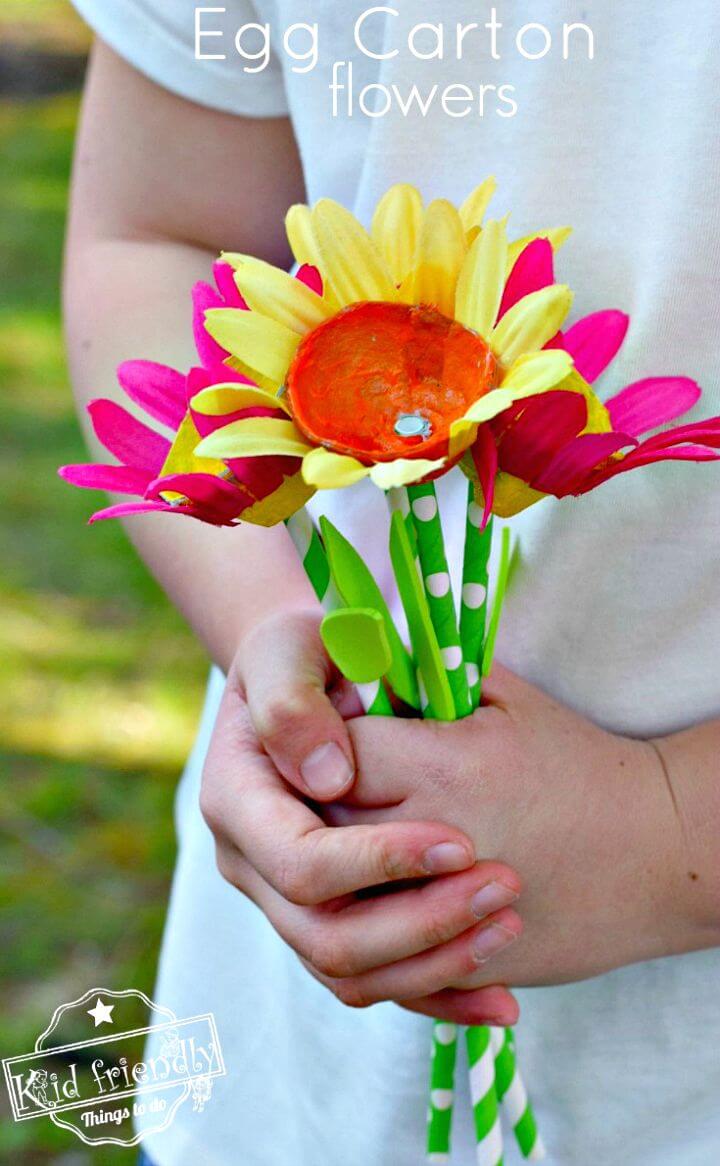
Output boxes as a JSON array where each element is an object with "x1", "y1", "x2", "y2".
[{"x1": 72, "y1": 0, "x2": 289, "y2": 117}]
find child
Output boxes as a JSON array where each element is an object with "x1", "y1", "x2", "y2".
[{"x1": 66, "y1": 3, "x2": 720, "y2": 1163}]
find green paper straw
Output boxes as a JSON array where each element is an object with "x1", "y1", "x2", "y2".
[
  {"x1": 286, "y1": 510, "x2": 341, "y2": 609},
  {"x1": 491, "y1": 1028, "x2": 546, "y2": 1161},
  {"x1": 406, "y1": 482, "x2": 471, "y2": 719},
  {"x1": 466, "y1": 1026, "x2": 504, "y2": 1165},
  {"x1": 483, "y1": 526, "x2": 512, "y2": 678},
  {"x1": 427, "y1": 1021, "x2": 459, "y2": 1163},
  {"x1": 460, "y1": 482, "x2": 493, "y2": 709}
]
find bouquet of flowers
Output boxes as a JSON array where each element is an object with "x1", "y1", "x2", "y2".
[{"x1": 61, "y1": 178, "x2": 720, "y2": 1164}]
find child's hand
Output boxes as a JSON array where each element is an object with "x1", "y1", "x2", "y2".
[
  {"x1": 325, "y1": 664, "x2": 705, "y2": 1002},
  {"x1": 200, "y1": 609, "x2": 524, "y2": 1026}
]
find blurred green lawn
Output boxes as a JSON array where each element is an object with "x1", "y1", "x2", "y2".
[{"x1": 0, "y1": 61, "x2": 208, "y2": 1166}]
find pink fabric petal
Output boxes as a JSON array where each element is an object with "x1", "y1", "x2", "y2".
[
  {"x1": 629, "y1": 414, "x2": 720, "y2": 453},
  {"x1": 296, "y1": 264, "x2": 324, "y2": 296},
  {"x1": 227, "y1": 455, "x2": 300, "y2": 502},
  {"x1": 605, "y1": 377, "x2": 701, "y2": 437},
  {"x1": 87, "y1": 399, "x2": 170, "y2": 472},
  {"x1": 562, "y1": 311, "x2": 629, "y2": 383},
  {"x1": 192, "y1": 281, "x2": 244, "y2": 369},
  {"x1": 117, "y1": 360, "x2": 187, "y2": 430},
  {"x1": 470, "y1": 425, "x2": 498, "y2": 528},
  {"x1": 586, "y1": 443, "x2": 720, "y2": 491},
  {"x1": 147, "y1": 472, "x2": 252, "y2": 518},
  {"x1": 88, "y1": 500, "x2": 228, "y2": 526},
  {"x1": 608, "y1": 444, "x2": 720, "y2": 473},
  {"x1": 498, "y1": 239, "x2": 554, "y2": 320},
  {"x1": 213, "y1": 260, "x2": 247, "y2": 309},
  {"x1": 493, "y1": 391, "x2": 587, "y2": 482},
  {"x1": 534, "y1": 431, "x2": 636, "y2": 496},
  {"x1": 58, "y1": 463, "x2": 153, "y2": 497}
]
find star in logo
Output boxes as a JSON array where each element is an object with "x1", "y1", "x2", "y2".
[{"x1": 87, "y1": 997, "x2": 115, "y2": 1027}]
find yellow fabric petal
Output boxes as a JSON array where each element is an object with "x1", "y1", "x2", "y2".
[
  {"x1": 311, "y1": 199, "x2": 398, "y2": 307},
  {"x1": 506, "y1": 227, "x2": 572, "y2": 274},
  {"x1": 491, "y1": 285, "x2": 574, "y2": 367},
  {"x1": 190, "y1": 383, "x2": 290, "y2": 418},
  {"x1": 499, "y1": 350, "x2": 574, "y2": 396},
  {"x1": 195, "y1": 417, "x2": 312, "y2": 460},
  {"x1": 459, "y1": 177, "x2": 497, "y2": 233},
  {"x1": 492, "y1": 471, "x2": 546, "y2": 518},
  {"x1": 301, "y1": 447, "x2": 370, "y2": 489},
  {"x1": 407, "y1": 199, "x2": 467, "y2": 317},
  {"x1": 285, "y1": 205, "x2": 342, "y2": 311},
  {"x1": 231, "y1": 258, "x2": 332, "y2": 335},
  {"x1": 369, "y1": 457, "x2": 446, "y2": 490},
  {"x1": 371, "y1": 184, "x2": 424, "y2": 285},
  {"x1": 455, "y1": 219, "x2": 508, "y2": 339},
  {"x1": 204, "y1": 309, "x2": 300, "y2": 392},
  {"x1": 286, "y1": 204, "x2": 320, "y2": 269},
  {"x1": 447, "y1": 419, "x2": 481, "y2": 462},
  {"x1": 161, "y1": 414, "x2": 226, "y2": 478},
  {"x1": 242, "y1": 471, "x2": 315, "y2": 527}
]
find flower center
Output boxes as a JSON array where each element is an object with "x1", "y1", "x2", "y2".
[{"x1": 286, "y1": 301, "x2": 498, "y2": 463}]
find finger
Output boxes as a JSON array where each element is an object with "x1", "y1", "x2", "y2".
[
  {"x1": 220, "y1": 846, "x2": 518, "y2": 978},
  {"x1": 317, "y1": 908, "x2": 522, "y2": 1008},
  {"x1": 201, "y1": 688, "x2": 477, "y2": 906},
  {"x1": 238, "y1": 607, "x2": 356, "y2": 800},
  {"x1": 283, "y1": 863, "x2": 520, "y2": 978},
  {"x1": 214, "y1": 848, "x2": 520, "y2": 1024},
  {"x1": 398, "y1": 985, "x2": 520, "y2": 1027}
]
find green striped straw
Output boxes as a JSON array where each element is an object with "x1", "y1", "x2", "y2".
[
  {"x1": 286, "y1": 510, "x2": 391, "y2": 714},
  {"x1": 491, "y1": 1028, "x2": 545, "y2": 1160},
  {"x1": 459, "y1": 482, "x2": 493, "y2": 709},
  {"x1": 427, "y1": 1021, "x2": 459, "y2": 1163},
  {"x1": 406, "y1": 482, "x2": 471, "y2": 719},
  {"x1": 286, "y1": 509, "x2": 340, "y2": 609},
  {"x1": 466, "y1": 1026, "x2": 504, "y2": 1165}
]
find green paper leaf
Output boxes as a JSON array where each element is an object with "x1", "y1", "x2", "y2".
[
  {"x1": 320, "y1": 516, "x2": 420, "y2": 709},
  {"x1": 389, "y1": 511, "x2": 455, "y2": 722},
  {"x1": 483, "y1": 526, "x2": 512, "y2": 677},
  {"x1": 320, "y1": 608, "x2": 392, "y2": 684}
]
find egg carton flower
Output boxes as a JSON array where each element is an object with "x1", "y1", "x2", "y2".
[
  {"x1": 190, "y1": 180, "x2": 580, "y2": 501},
  {"x1": 464, "y1": 239, "x2": 720, "y2": 524},
  {"x1": 59, "y1": 262, "x2": 315, "y2": 525}
]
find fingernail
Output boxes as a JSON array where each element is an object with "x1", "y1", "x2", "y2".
[
  {"x1": 423, "y1": 843, "x2": 473, "y2": 875},
  {"x1": 300, "y1": 742, "x2": 353, "y2": 797},
  {"x1": 471, "y1": 881, "x2": 519, "y2": 920},
  {"x1": 472, "y1": 923, "x2": 518, "y2": 963}
]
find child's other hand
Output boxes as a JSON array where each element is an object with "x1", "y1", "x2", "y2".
[
  {"x1": 327, "y1": 664, "x2": 702, "y2": 999},
  {"x1": 200, "y1": 609, "x2": 524, "y2": 1026}
]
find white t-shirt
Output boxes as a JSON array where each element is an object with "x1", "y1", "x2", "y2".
[{"x1": 73, "y1": 2, "x2": 720, "y2": 1163}]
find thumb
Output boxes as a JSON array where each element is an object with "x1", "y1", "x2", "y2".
[{"x1": 236, "y1": 607, "x2": 356, "y2": 801}]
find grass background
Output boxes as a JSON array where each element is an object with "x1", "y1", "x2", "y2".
[{"x1": 1, "y1": 5, "x2": 208, "y2": 1161}]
